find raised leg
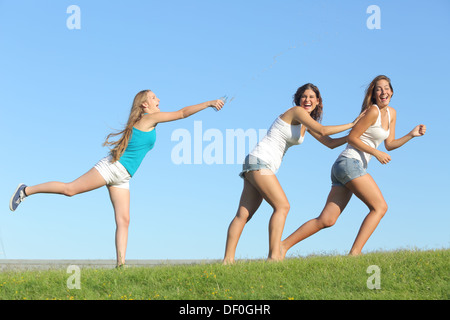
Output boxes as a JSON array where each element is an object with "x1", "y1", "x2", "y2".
[{"x1": 24, "y1": 167, "x2": 106, "y2": 197}]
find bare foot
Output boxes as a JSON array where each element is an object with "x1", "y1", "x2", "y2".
[
  {"x1": 266, "y1": 256, "x2": 283, "y2": 262},
  {"x1": 267, "y1": 247, "x2": 285, "y2": 262},
  {"x1": 223, "y1": 258, "x2": 235, "y2": 265}
]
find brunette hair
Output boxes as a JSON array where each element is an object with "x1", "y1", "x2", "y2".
[{"x1": 293, "y1": 83, "x2": 323, "y2": 122}]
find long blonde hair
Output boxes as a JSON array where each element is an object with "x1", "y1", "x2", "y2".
[
  {"x1": 103, "y1": 90, "x2": 150, "y2": 162},
  {"x1": 361, "y1": 75, "x2": 394, "y2": 113}
]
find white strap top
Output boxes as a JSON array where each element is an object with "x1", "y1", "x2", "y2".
[
  {"x1": 250, "y1": 116, "x2": 305, "y2": 173},
  {"x1": 339, "y1": 105, "x2": 390, "y2": 168}
]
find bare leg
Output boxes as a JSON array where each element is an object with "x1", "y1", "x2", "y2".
[
  {"x1": 345, "y1": 174, "x2": 387, "y2": 255},
  {"x1": 245, "y1": 170, "x2": 291, "y2": 261},
  {"x1": 281, "y1": 186, "x2": 352, "y2": 258},
  {"x1": 107, "y1": 186, "x2": 131, "y2": 266},
  {"x1": 223, "y1": 179, "x2": 263, "y2": 264},
  {"x1": 24, "y1": 167, "x2": 106, "y2": 197}
]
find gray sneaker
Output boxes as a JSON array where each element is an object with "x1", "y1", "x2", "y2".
[{"x1": 9, "y1": 183, "x2": 27, "y2": 212}]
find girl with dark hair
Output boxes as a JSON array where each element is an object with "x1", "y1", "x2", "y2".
[
  {"x1": 223, "y1": 83, "x2": 361, "y2": 263},
  {"x1": 9, "y1": 90, "x2": 225, "y2": 267},
  {"x1": 281, "y1": 76, "x2": 426, "y2": 257}
]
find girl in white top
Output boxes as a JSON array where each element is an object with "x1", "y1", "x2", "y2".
[
  {"x1": 248, "y1": 116, "x2": 306, "y2": 174},
  {"x1": 339, "y1": 103, "x2": 391, "y2": 169},
  {"x1": 224, "y1": 83, "x2": 363, "y2": 263},
  {"x1": 281, "y1": 75, "x2": 427, "y2": 257}
]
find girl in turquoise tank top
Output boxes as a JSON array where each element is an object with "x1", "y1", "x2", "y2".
[{"x1": 9, "y1": 90, "x2": 225, "y2": 267}]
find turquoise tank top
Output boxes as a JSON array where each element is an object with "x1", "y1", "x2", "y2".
[{"x1": 119, "y1": 127, "x2": 156, "y2": 177}]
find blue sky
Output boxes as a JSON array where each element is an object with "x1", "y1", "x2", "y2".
[{"x1": 1, "y1": 0, "x2": 449, "y2": 260}]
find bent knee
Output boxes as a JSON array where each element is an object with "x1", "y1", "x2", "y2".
[
  {"x1": 318, "y1": 216, "x2": 337, "y2": 228},
  {"x1": 373, "y1": 202, "x2": 388, "y2": 217},
  {"x1": 235, "y1": 207, "x2": 254, "y2": 223},
  {"x1": 275, "y1": 202, "x2": 290, "y2": 215}
]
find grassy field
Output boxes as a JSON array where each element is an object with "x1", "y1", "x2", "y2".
[{"x1": 0, "y1": 249, "x2": 448, "y2": 300}]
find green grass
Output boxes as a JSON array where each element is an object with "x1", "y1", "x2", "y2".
[{"x1": 0, "y1": 249, "x2": 448, "y2": 300}]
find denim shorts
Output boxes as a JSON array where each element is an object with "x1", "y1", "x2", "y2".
[
  {"x1": 331, "y1": 156, "x2": 367, "y2": 187},
  {"x1": 239, "y1": 155, "x2": 272, "y2": 179}
]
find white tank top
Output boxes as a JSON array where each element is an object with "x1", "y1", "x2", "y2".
[
  {"x1": 250, "y1": 116, "x2": 305, "y2": 173},
  {"x1": 339, "y1": 105, "x2": 390, "y2": 168}
]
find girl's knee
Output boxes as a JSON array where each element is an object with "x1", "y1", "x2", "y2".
[
  {"x1": 236, "y1": 211, "x2": 253, "y2": 223},
  {"x1": 381, "y1": 202, "x2": 388, "y2": 214},
  {"x1": 318, "y1": 216, "x2": 337, "y2": 228},
  {"x1": 236, "y1": 204, "x2": 258, "y2": 223},
  {"x1": 274, "y1": 201, "x2": 290, "y2": 216},
  {"x1": 372, "y1": 202, "x2": 388, "y2": 218},
  {"x1": 116, "y1": 215, "x2": 130, "y2": 228},
  {"x1": 377, "y1": 202, "x2": 388, "y2": 217}
]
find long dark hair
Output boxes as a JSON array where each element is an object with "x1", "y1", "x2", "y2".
[{"x1": 293, "y1": 83, "x2": 323, "y2": 122}]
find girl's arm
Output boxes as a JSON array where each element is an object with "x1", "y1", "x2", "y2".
[
  {"x1": 307, "y1": 109, "x2": 368, "y2": 148},
  {"x1": 145, "y1": 100, "x2": 224, "y2": 127},
  {"x1": 293, "y1": 107, "x2": 360, "y2": 137},
  {"x1": 307, "y1": 130, "x2": 348, "y2": 149},
  {"x1": 347, "y1": 105, "x2": 391, "y2": 164},
  {"x1": 384, "y1": 107, "x2": 426, "y2": 151}
]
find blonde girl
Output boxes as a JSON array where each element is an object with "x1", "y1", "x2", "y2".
[{"x1": 10, "y1": 90, "x2": 224, "y2": 266}]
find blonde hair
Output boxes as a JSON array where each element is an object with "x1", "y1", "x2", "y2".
[
  {"x1": 361, "y1": 75, "x2": 394, "y2": 113},
  {"x1": 103, "y1": 90, "x2": 150, "y2": 162}
]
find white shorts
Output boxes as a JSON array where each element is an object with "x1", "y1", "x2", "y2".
[{"x1": 94, "y1": 156, "x2": 131, "y2": 189}]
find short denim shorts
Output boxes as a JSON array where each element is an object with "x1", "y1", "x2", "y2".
[
  {"x1": 331, "y1": 156, "x2": 367, "y2": 187},
  {"x1": 239, "y1": 155, "x2": 272, "y2": 179}
]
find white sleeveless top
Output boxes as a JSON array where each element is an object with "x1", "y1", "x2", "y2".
[
  {"x1": 339, "y1": 105, "x2": 390, "y2": 168},
  {"x1": 250, "y1": 116, "x2": 305, "y2": 173}
]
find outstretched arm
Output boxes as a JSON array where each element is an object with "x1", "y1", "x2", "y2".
[
  {"x1": 145, "y1": 99, "x2": 224, "y2": 128},
  {"x1": 307, "y1": 130, "x2": 348, "y2": 149},
  {"x1": 293, "y1": 107, "x2": 363, "y2": 137},
  {"x1": 384, "y1": 108, "x2": 426, "y2": 151}
]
